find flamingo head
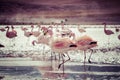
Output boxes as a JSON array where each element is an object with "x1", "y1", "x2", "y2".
[
  {"x1": 102, "y1": 23, "x2": 106, "y2": 25},
  {"x1": 5, "y1": 26, "x2": 9, "y2": 28},
  {"x1": 31, "y1": 25, "x2": 34, "y2": 28}
]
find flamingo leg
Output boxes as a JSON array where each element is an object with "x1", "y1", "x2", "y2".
[
  {"x1": 83, "y1": 51, "x2": 86, "y2": 71},
  {"x1": 61, "y1": 54, "x2": 65, "y2": 75},
  {"x1": 88, "y1": 49, "x2": 93, "y2": 63},
  {"x1": 51, "y1": 51, "x2": 53, "y2": 66},
  {"x1": 108, "y1": 36, "x2": 110, "y2": 47},
  {"x1": 58, "y1": 53, "x2": 61, "y2": 64},
  {"x1": 58, "y1": 53, "x2": 70, "y2": 69},
  {"x1": 42, "y1": 45, "x2": 45, "y2": 60}
]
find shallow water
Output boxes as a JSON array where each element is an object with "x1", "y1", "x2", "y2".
[{"x1": 0, "y1": 64, "x2": 120, "y2": 80}]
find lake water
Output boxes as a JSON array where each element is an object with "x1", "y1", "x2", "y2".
[{"x1": 0, "y1": 63, "x2": 120, "y2": 80}]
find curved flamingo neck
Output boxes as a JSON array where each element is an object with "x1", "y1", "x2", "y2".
[
  {"x1": 11, "y1": 25, "x2": 14, "y2": 30},
  {"x1": 103, "y1": 23, "x2": 106, "y2": 32},
  {"x1": 32, "y1": 40, "x2": 38, "y2": 46},
  {"x1": 6, "y1": 26, "x2": 9, "y2": 33},
  {"x1": 31, "y1": 25, "x2": 34, "y2": 32}
]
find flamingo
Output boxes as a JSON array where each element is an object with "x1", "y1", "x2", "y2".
[
  {"x1": 21, "y1": 26, "x2": 33, "y2": 46},
  {"x1": 41, "y1": 26, "x2": 53, "y2": 37},
  {"x1": 50, "y1": 37, "x2": 77, "y2": 74},
  {"x1": 103, "y1": 23, "x2": 114, "y2": 35},
  {"x1": 75, "y1": 35, "x2": 97, "y2": 70},
  {"x1": 5, "y1": 25, "x2": 17, "y2": 47},
  {"x1": 21, "y1": 27, "x2": 32, "y2": 37},
  {"x1": 103, "y1": 23, "x2": 114, "y2": 45},
  {"x1": 56, "y1": 23, "x2": 75, "y2": 39},
  {"x1": 32, "y1": 34, "x2": 52, "y2": 60},
  {"x1": 32, "y1": 35, "x2": 50, "y2": 46},
  {"x1": 78, "y1": 25, "x2": 86, "y2": 33},
  {"x1": 5, "y1": 26, "x2": 17, "y2": 38},
  {"x1": 31, "y1": 25, "x2": 41, "y2": 37}
]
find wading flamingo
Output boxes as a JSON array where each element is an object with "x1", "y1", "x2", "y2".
[
  {"x1": 5, "y1": 26, "x2": 17, "y2": 38},
  {"x1": 21, "y1": 26, "x2": 33, "y2": 46},
  {"x1": 31, "y1": 25, "x2": 41, "y2": 37},
  {"x1": 103, "y1": 23, "x2": 114, "y2": 45},
  {"x1": 50, "y1": 37, "x2": 77, "y2": 73},
  {"x1": 32, "y1": 32, "x2": 52, "y2": 60},
  {"x1": 75, "y1": 35, "x2": 97, "y2": 70},
  {"x1": 21, "y1": 27, "x2": 33, "y2": 37},
  {"x1": 5, "y1": 25, "x2": 17, "y2": 47},
  {"x1": 41, "y1": 26, "x2": 53, "y2": 37},
  {"x1": 78, "y1": 25, "x2": 86, "y2": 33}
]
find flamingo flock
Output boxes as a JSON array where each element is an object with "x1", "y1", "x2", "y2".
[
  {"x1": 26, "y1": 24, "x2": 98, "y2": 72},
  {"x1": 0, "y1": 23, "x2": 120, "y2": 74}
]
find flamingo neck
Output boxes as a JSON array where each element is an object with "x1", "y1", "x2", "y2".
[
  {"x1": 38, "y1": 25, "x2": 41, "y2": 31},
  {"x1": 6, "y1": 27, "x2": 9, "y2": 32},
  {"x1": 31, "y1": 26, "x2": 34, "y2": 32},
  {"x1": 104, "y1": 23, "x2": 106, "y2": 32},
  {"x1": 11, "y1": 26, "x2": 14, "y2": 30},
  {"x1": 32, "y1": 40, "x2": 38, "y2": 45}
]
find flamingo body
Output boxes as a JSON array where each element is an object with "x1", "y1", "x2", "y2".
[{"x1": 5, "y1": 26, "x2": 17, "y2": 38}]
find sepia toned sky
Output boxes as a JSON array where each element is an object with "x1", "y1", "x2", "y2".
[{"x1": 0, "y1": 0, "x2": 120, "y2": 24}]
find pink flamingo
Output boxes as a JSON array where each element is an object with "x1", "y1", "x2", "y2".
[
  {"x1": 32, "y1": 35, "x2": 50, "y2": 46},
  {"x1": 21, "y1": 26, "x2": 33, "y2": 46},
  {"x1": 50, "y1": 37, "x2": 77, "y2": 73},
  {"x1": 56, "y1": 23, "x2": 75, "y2": 39},
  {"x1": 5, "y1": 25, "x2": 17, "y2": 47},
  {"x1": 32, "y1": 34, "x2": 52, "y2": 60},
  {"x1": 31, "y1": 25, "x2": 41, "y2": 37},
  {"x1": 78, "y1": 25, "x2": 86, "y2": 33},
  {"x1": 75, "y1": 35, "x2": 97, "y2": 70},
  {"x1": 5, "y1": 26, "x2": 17, "y2": 38},
  {"x1": 103, "y1": 23, "x2": 114, "y2": 35},
  {"x1": 21, "y1": 27, "x2": 32, "y2": 37},
  {"x1": 103, "y1": 23, "x2": 114, "y2": 45},
  {"x1": 41, "y1": 26, "x2": 53, "y2": 37}
]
